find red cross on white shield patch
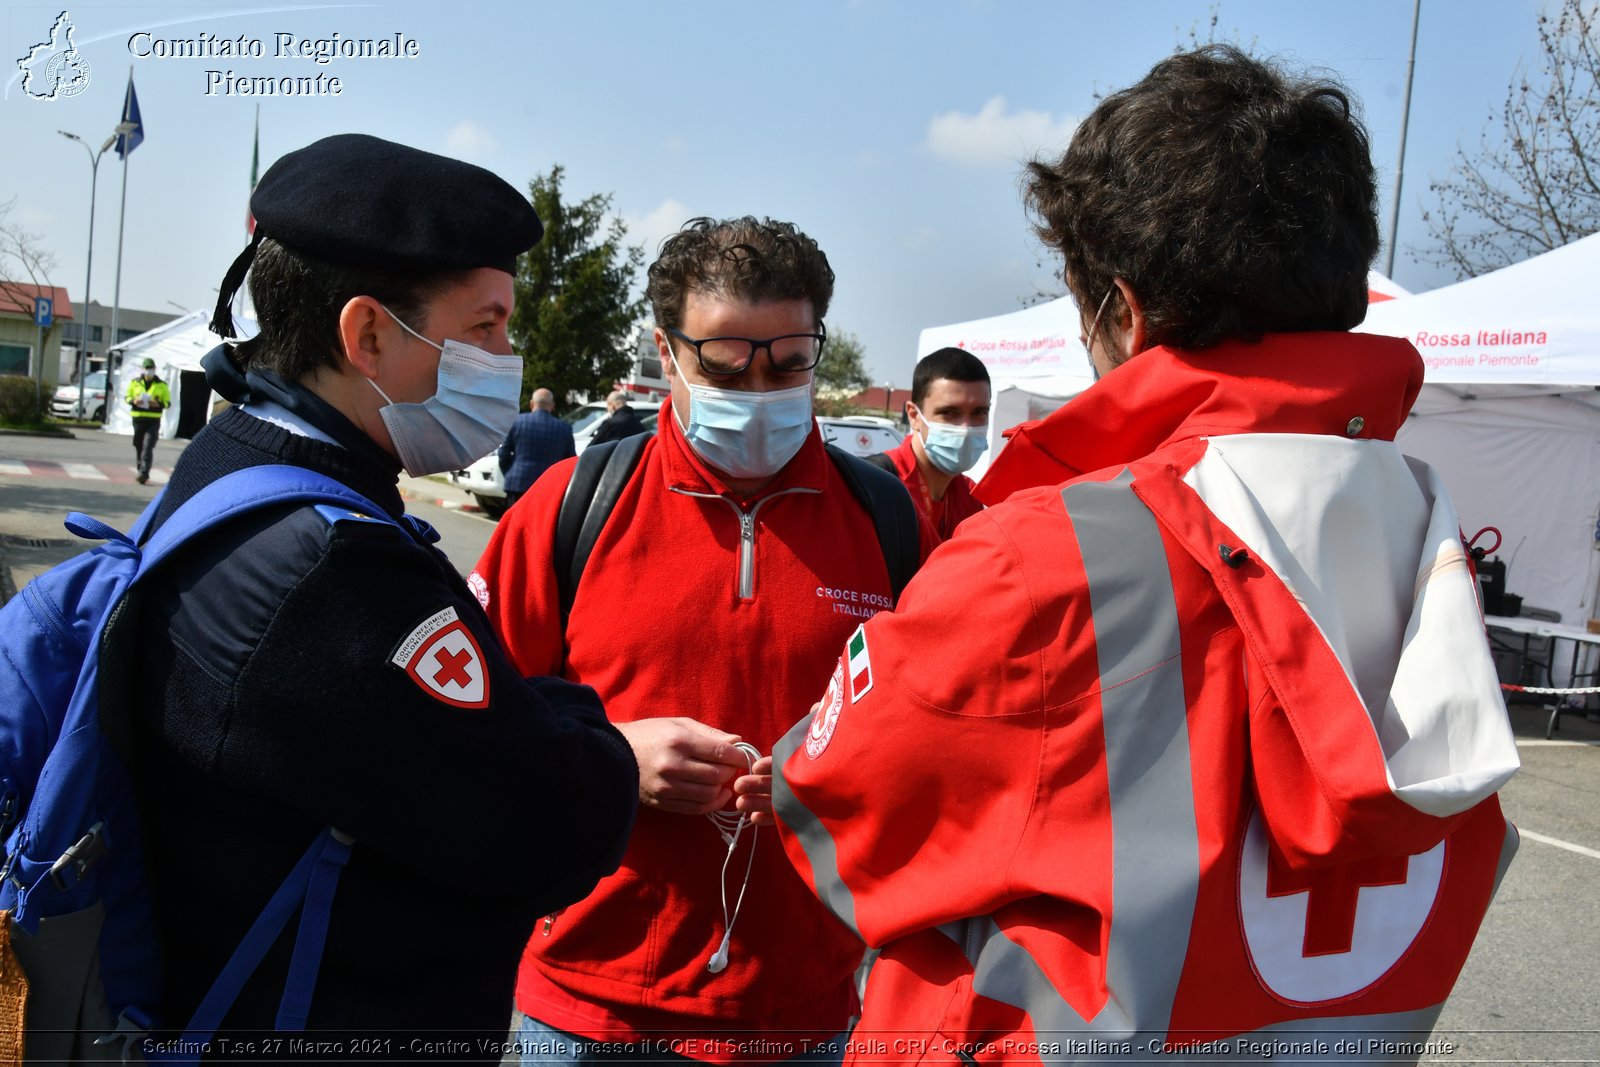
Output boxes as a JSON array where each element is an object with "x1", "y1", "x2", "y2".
[{"x1": 390, "y1": 606, "x2": 491, "y2": 710}]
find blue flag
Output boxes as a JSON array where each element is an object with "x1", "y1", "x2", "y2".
[{"x1": 115, "y1": 76, "x2": 144, "y2": 159}]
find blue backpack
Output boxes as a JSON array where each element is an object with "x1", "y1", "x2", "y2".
[{"x1": 0, "y1": 465, "x2": 426, "y2": 1063}]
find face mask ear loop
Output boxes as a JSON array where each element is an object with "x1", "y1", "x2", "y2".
[{"x1": 706, "y1": 741, "x2": 762, "y2": 974}]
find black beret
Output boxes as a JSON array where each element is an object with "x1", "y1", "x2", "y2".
[{"x1": 212, "y1": 133, "x2": 541, "y2": 336}]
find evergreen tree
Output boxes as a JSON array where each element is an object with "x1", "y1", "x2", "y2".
[{"x1": 511, "y1": 166, "x2": 645, "y2": 410}]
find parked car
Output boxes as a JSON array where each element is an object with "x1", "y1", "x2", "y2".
[
  {"x1": 816, "y1": 415, "x2": 903, "y2": 458},
  {"x1": 447, "y1": 452, "x2": 510, "y2": 517},
  {"x1": 50, "y1": 371, "x2": 109, "y2": 422},
  {"x1": 447, "y1": 401, "x2": 661, "y2": 518},
  {"x1": 567, "y1": 398, "x2": 660, "y2": 454}
]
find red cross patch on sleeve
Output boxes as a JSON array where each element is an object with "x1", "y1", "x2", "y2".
[{"x1": 390, "y1": 606, "x2": 491, "y2": 710}]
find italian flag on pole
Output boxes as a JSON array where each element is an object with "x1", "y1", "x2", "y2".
[{"x1": 847, "y1": 624, "x2": 873, "y2": 702}]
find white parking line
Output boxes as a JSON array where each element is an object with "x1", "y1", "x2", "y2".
[
  {"x1": 1517, "y1": 739, "x2": 1600, "y2": 747},
  {"x1": 1519, "y1": 828, "x2": 1600, "y2": 861},
  {"x1": 0, "y1": 460, "x2": 28, "y2": 476},
  {"x1": 61, "y1": 462, "x2": 109, "y2": 480}
]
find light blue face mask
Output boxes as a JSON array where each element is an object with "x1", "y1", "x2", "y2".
[
  {"x1": 921, "y1": 420, "x2": 989, "y2": 475},
  {"x1": 675, "y1": 377, "x2": 814, "y2": 481},
  {"x1": 370, "y1": 306, "x2": 524, "y2": 476}
]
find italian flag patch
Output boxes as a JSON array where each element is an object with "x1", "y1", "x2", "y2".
[{"x1": 847, "y1": 624, "x2": 873, "y2": 702}]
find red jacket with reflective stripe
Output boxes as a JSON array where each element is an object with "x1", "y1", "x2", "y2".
[
  {"x1": 774, "y1": 335, "x2": 1519, "y2": 1063},
  {"x1": 474, "y1": 406, "x2": 906, "y2": 1056}
]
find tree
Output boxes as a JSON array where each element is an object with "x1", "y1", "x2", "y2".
[
  {"x1": 0, "y1": 197, "x2": 60, "y2": 396},
  {"x1": 510, "y1": 166, "x2": 645, "y2": 411},
  {"x1": 812, "y1": 328, "x2": 873, "y2": 416},
  {"x1": 1420, "y1": 0, "x2": 1599, "y2": 278}
]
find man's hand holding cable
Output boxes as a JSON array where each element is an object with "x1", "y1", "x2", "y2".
[{"x1": 616, "y1": 717, "x2": 750, "y2": 815}]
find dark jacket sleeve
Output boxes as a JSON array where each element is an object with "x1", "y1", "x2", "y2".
[
  {"x1": 497, "y1": 421, "x2": 518, "y2": 473},
  {"x1": 154, "y1": 510, "x2": 638, "y2": 911}
]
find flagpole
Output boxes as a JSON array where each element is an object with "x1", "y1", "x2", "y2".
[{"x1": 110, "y1": 66, "x2": 133, "y2": 356}]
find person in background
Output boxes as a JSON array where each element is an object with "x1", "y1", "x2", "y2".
[
  {"x1": 588, "y1": 389, "x2": 650, "y2": 445},
  {"x1": 129, "y1": 133, "x2": 638, "y2": 1057},
  {"x1": 499, "y1": 387, "x2": 576, "y2": 508},
  {"x1": 772, "y1": 45, "x2": 1519, "y2": 1062},
  {"x1": 473, "y1": 216, "x2": 931, "y2": 1067},
  {"x1": 871, "y1": 346, "x2": 990, "y2": 542},
  {"x1": 126, "y1": 355, "x2": 169, "y2": 484}
]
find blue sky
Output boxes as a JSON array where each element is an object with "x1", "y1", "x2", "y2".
[{"x1": 2, "y1": 0, "x2": 1551, "y2": 385}]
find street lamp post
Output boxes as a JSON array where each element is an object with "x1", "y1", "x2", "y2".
[{"x1": 59, "y1": 128, "x2": 118, "y2": 421}]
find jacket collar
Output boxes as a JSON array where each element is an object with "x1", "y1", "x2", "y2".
[
  {"x1": 654, "y1": 397, "x2": 831, "y2": 499},
  {"x1": 977, "y1": 332, "x2": 1424, "y2": 504},
  {"x1": 203, "y1": 343, "x2": 403, "y2": 477}
]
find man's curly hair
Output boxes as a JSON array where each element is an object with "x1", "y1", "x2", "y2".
[
  {"x1": 1025, "y1": 44, "x2": 1379, "y2": 351},
  {"x1": 646, "y1": 217, "x2": 834, "y2": 331}
]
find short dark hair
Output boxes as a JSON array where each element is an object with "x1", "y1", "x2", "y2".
[
  {"x1": 236, "y1": 237, "x2": 468, "y2": 379},
  {"x1": 646, "y1": 217, "x2": 834, "y2": 332},
  {"x1": 912, "y1": 347, "x2": 991, "y2": 406},
  {"x1": 1025, "y1": 45, "x2": 1379, "y2": 351}
]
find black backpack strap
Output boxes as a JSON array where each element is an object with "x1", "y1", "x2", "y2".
[
  {"x1": 861, "y1": 451, "x2": 898, "y2": 475},
  {"x1": 554, "y1": 432, "x2": 650, "y2": 621},
  {"x1": 824, "y1": 444, "x2": 922, "y2": 603}
]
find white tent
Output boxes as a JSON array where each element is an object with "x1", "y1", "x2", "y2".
[
  {"x1": 104, "y1": 311, "x2": 258, "y2": 440},
  {"x1": 1357, "y1": 234, "x2": 1600, "y2": 632}
]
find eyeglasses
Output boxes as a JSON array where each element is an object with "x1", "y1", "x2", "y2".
[{"x1": 664, "y1": 324, "x2": 827, "y2": 378}]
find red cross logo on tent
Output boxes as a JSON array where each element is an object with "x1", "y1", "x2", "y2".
[{"x1": 389, "y1": 606, "x2": 491, "y2": 709}]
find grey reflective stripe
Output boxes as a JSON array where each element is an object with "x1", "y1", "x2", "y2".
[
  {"x1": 934, "y1": 470, "x2": 1202, "y2": 1038},
  {"x1": 772, "y1": 712, "x2": 861, "y2": 937},
  {"x1": 1492, "y1": 817, "x2": 1520, "y2": 897},
  {"x1": 1065, "y1": 470, "x2": 1200, "y2": 1033}
]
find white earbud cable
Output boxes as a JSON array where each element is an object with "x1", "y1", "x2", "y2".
[{"x1": 706, "y1": 741, "x2": 762, "y2": 973}]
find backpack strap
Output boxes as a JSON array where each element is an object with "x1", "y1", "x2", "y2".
[
  {"x1": 173, "y1": 828, "x2": 355, "y2": 1056},
  {"x1": 554, "y1": 433, "x2": 650, "y2": 622},
  {"x1": 825, "y1": 445, "x2": 921, "y2": 603},
  {"x1": 861, "y1": 451, "x2": 898, "y2": 475},
  {"x1": 135, "y1": 466, "x2": 401, "y2": 572}
]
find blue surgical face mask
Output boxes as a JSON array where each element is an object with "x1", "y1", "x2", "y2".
[
  {"x1": 920, "y1": 419, "x2": 988, "y2": 475},
  {"x1": 369, "y1": 306, "x2": 524, "y2": 476},
  {"x1": 671, "y1": 358, "x2": 814, "y2": 480}
]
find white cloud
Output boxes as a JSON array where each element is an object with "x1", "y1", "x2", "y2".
[
  {"x1": 925, "y1": 95, "x2": 1078, "y2": 168},
  {"x1": 622, "y1": 198, "x2": 692, "y2": 257},
  {"x1": 444, "y1": 120, "x2": 497, "y2": 159}
]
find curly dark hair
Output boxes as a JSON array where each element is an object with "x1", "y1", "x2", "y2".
[
  {"x1": 646, "y1": 217, "x2": 835, "y2": 331},
  {"x1": 1025, "y1": 44, "x2": 1379, "y2": 351},
  {"x1": 236, "y1": 238, "x2": 467, "y2": 379}
]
